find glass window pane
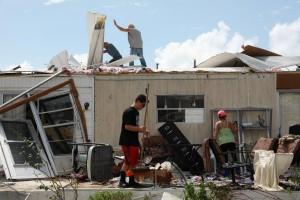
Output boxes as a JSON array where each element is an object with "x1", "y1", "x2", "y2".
[
  {"x1": 157, "y1": 95, "x2": 204, "y2": 122},
  {"x1": 39, "y1": 94, "x2": 72, "y2": 112},
  {"x1": 157, "y1": 96, "x2": 166, "y2": 108},
  {"x1": 2, "y1": 121, "x2": 33, "y2": 141},
  {"x1": 177, "y1": 95, "x2": 204, "y2": 108},
  {"x1": 181, "y1": 96, "x2": 194, "y2": 108},
  {"x1": 8, "y1": 142, "x2": 27, "y2": 164},
  {"x1": 8, "y1": 142, "x2": 42, "y2": 165},
  {"x1": 158, "y1": 110, "x2": 185, "y2": 122},
  {"x1": 157, "y1": 95, "x2": 204, "y2": 109},
  {"x1": 158, "y1": 110, "x2": 168, "y2": 122},
  {"x1": 44, "y1": 125, "x2": 73, "y2": 155},
  {"x1": 168, "y1": 110, "x2": 185, "y2": 122},
  {"x1": 166, "y1": 96, "x2": 180, "y2": 108},
  {"x1": 40, "y1": 109, "x2": 74, "y2": 126},
  {"x1": 195, "y1": 97, "x2": 204, "y2": 108}
]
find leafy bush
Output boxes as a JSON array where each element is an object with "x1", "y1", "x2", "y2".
[
  {"x1": 89, "y1": 191, "x2": 133, "y2": 200},
  {"x1": 183, "y1": 181, "x2": 231, "y2": 200}
]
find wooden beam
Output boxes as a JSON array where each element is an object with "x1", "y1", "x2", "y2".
[
  {"x1": 0, "y1": 79, "x2": 72, "y2": 114},
  {"x1": 0, "y1": 69, "x2": 69, "y2": 109},
  {"x1": 0, "y1": 77, "x2": 89, "y2": 143},
  {"x1": 69, "y1": 79, "x2": 89, "y2": 143}
]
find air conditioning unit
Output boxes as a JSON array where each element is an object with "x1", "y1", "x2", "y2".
[
  {"x1": 87, "y1": 144, "x2": 113, "y2": 182},
  {"x1": 72, "y1": 144, "x2": 113, "y2": 182}
]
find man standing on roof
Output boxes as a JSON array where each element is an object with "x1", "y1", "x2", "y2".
[
  {"x1": 103, "y1": 42, "x2": 122, "y2": 63},
  {"x1": 113, "y1": 20, "x2": 147, "y2": 67},
  {"x1": 118, "y1": 94, "x2": 149, "y2": 188}
]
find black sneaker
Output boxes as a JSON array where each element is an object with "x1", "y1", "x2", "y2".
[
  {"x1": 118, "y1": 181, "x2": 129, "y2": 188},
  {"x1": 118, "y1": 171, "x2": 128, "y2": 188},
  {"x1": 127, "y1": 176, "x2": 153, "y2": 188}
]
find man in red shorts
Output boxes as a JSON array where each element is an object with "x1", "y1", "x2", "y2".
[{"x1": 119, "y1": 94, "x2": 149, "y2": 187}]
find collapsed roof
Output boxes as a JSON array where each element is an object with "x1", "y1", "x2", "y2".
[{"x1": 196, "y1": 45, "x2": 300, "y2": 72}]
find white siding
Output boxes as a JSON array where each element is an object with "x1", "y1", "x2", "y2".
[{"x1": 94, "y1": 73, "x2": 277, "y2": 147}]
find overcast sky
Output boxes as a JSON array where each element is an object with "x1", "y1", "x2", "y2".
[{"x1": 1, "y1": 0, "x2": 300, "y2": 71}]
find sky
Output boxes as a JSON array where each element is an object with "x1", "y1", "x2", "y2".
[{"x1": 0, "y1": 0, "x2": 300, "y2": 71}]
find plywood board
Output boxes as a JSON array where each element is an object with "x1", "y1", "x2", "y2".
[{"x1": 87, "y1": 12, "x2": 106, "y2": 67}]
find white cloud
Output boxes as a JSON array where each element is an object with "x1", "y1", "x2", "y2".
[
  {"x1": 272, "y1": 5, "x2": 293, "y2": 16},
  {"x1": 103, "y1": 4, "x2": 119, "y2": 8},
  {"x1": 130, "y1": 2, "x2": 149, "y2": 7},
  {"x1": 154, "y1": 21, "x2": 257, "y2": 71},
  {"x1": 44, "y1": 0, "x2": 65, "y2": 6},
  {"x1": 103, "y1": 1, "x2": 149, "y2": 8},
  {"x1": 2, "y1": 61, "x2": 46, "y2": 71},
  {"x1": 73, "y1": 53, "x2": 88, "y2": 66},
  {"x1": 269, "y1": 18, "x2": 300, "y2": 56}
]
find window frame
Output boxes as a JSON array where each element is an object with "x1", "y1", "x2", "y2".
[
  {"x1": 156, "y1": 95, "x2": 205, "y2": 123},
  {"x1": 36, "y1": 91, "x2": 76, "y2": 156}
]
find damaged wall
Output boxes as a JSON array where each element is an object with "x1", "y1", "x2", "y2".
[
  {"x1": 0, "y1": 72, "x2": 279, "y2": 148},
  {"x1": 277, "y1": 72, "x2": 300, "y2": 134},
  {"x1": 94, "y1": 72, "x2": 278, "y2": 147},
  {"x1": 0, "y1": 74, "x2": 95, "y2": 141}
]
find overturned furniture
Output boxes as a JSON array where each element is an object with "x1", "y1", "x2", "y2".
[
  {"x1": 277, "y1": 135, "x2": 300, "y2": 165},
  {"x1": 253, "y1": 150, "x2": 293, "y2": 191},
  {"x1": 158, "y1": 122, "x2": 204, "y2": 175},
  {"x1": 251, "y1": 137, "x2": 278, "y2": 158},
  {"x1": 203, "y1": 138, "x2": 253, "y2": 184}
]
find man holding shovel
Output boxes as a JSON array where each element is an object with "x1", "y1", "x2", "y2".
[{"x1": 118, "y1": 94, "x2": 149, "y2": 187}]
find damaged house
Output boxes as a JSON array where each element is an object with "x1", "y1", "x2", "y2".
[
  {"x1": 1, "y1": 45, "x2": 300, "y2": 181},
  {"x1": 0, "y1": 11, "x2": 300, "y2": 183}
]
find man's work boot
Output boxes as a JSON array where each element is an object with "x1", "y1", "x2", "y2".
[
  {"x1": 118, "y1": 171, "x2": 127, "y2": 188},
  {"x1": 127, "y1": 176, "x2": 143, "y2": 188}
]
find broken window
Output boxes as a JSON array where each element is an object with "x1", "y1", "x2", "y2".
[
  {"x1": 37, "y1": 93, "x2": 75, "y2": 155},
  {"x1": 1, "y1": 120, "x2": 42, "y2": 164},
  {"x1": 157, "y1": 95, "x2": 204, "y2": 123},
  {"x1": 0, "y1": 119, "x2": 51, "y2": 179},
  {"x1": 1, "y1": 94, "x2": 26, "y2": 120},
  {"x1": 0, "y1": 75, "x2": 87, "y2": 177}
]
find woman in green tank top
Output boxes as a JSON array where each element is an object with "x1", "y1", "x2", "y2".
[{"x1": 213, "y1": 110, "x2": 238, "y2": 162}]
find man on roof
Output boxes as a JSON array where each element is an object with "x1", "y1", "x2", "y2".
[
  {"x1": 103, "y1": 42, "x2": 122, "y2": 63},
  {"x1": 113, "y1": 20, "x2": 147, "y2": 67}
]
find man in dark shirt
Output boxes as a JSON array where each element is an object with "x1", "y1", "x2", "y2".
[
  {"x1": 103, "y1": 42, "x2": 122, "y2": 63},
  {"x1": 119, "y1": 94, "x2": 148, "y2": 187}
]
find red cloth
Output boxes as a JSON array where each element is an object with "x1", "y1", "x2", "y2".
[{"x1": 121, "y1": 145, "x2": 140, "y2": 167}]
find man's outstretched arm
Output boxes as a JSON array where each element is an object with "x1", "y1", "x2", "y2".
[{"x1": 114, "y1": 19, "x2": 130, "y2": 32}]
